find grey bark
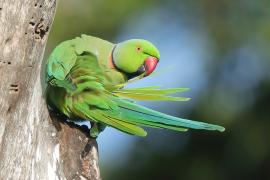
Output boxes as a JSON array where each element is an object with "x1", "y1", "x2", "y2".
[{"x1": 0, "y1": 0, "x2": 100, "y2": 179}]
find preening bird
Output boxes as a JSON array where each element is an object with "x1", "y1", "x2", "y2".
[{"x1": 46, "y1": 35, "x2": 225, "y2": 137}]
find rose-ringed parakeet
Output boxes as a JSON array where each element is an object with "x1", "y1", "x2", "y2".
[{"x1": 46, "y1": 35, "x2": 225, "y2": 138}]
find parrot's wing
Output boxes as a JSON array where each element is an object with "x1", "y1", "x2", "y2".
[
  {"x1": 72, "y1": 101, "x2": 147, "y2": 137},
  {"x1": 49, "y1": 52, "x2": 148, "y2": 137}
]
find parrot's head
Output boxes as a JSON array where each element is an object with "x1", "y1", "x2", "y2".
[{"x1": 112, "y1": 39, "x2": 160, "y2": 79}]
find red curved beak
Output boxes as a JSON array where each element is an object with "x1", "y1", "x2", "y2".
[{"x1": 144, "y1": 57, "x2": 159, "y2": 76}]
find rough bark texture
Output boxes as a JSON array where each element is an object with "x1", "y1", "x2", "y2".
[{"x1": 0, "y1": 0, "x2": 100, "y2": 179}]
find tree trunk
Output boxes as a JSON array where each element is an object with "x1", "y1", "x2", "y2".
[{"x1": 0, "y1": 0, "x2": 100, "y2": 179}]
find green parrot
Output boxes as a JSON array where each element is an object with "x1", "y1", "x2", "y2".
[{"x1": 45, "y1": 35, "x2": 225, "y2": 138}]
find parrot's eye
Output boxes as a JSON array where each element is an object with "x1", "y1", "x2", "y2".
[{"x1": 136, "y1": 46, "x2": 142, "y2": 52}]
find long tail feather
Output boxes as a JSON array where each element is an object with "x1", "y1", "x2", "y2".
[
  {"x1": 99, "y1": 109, "x2": 188, "y2": 132},
  {"x1": 113, "y1": 98, "x2": 225, "y2": 132}
]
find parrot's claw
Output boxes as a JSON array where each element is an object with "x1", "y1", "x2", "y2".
[
  {"x1": 90, "y1": 129, "x2": 99, "y2": 138},
  {"x1": 90, "y1": 122, "x2": 107, "y2": 138}
]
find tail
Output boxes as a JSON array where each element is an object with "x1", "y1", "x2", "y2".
[
  {"x1": 109, "y1": 98, "x2": 225, "y2": 133},
  {"x1": 111, "y1": 86, "x2": 225, "y2": 133},
  {"x1": 72, "y1": 91, "x2": 224, "y2": 137}
]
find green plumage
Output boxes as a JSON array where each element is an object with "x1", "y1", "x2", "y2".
[{"x1": 46, "y1": 35, "x2": 225, "y2": 137}]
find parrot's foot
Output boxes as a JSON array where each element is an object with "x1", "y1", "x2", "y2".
[{"x1": 90, "y1": 122, "x2": 106, "y2": 138}]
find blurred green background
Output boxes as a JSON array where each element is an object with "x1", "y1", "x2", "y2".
[{"x1": 46, "y1": 0, "x2": 270, "y2": 179}]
